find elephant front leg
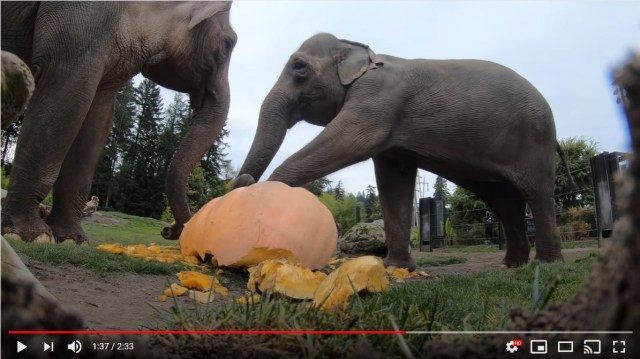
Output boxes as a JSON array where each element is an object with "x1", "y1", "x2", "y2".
[
  {"x1": 373, "y1": 156, "x2": 417, "y2": 271},
  {"x1": 1, "y1": 66, "x2": 102, "y2": 243},
  {"x1": 46, "y1": 88, "x2": 118, "y2": 244}
]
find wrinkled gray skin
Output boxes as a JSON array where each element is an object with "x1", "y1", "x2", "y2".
[
  {"x1": 1, "y1": 2, "x2": 236, "y2": 243},
  {"x1": 236, "y1": 33, "x2": 566, "y2": 270}
]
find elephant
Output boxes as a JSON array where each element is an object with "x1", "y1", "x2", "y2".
[
  {"x1": 236, "y1": 33, "x2": 572, "y2": 270},
  {"x1": 1, "y1": 1, "x2": 236, "y2": 243}
]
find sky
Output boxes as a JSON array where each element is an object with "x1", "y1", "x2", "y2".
[{"x1": 149, "y1": 0, "x2": 640, "y2": 197}]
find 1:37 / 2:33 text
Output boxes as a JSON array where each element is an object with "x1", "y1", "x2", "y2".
[{"x1": 93, "y1": 342, "x2": 135, "y2": 351}]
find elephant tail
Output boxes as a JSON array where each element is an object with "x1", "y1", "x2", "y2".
[{"x1": 556, "y1": 141, "x2": 578, "y2": 191}]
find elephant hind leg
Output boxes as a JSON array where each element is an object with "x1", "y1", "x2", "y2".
[
  {"x1": 528, "y1": 194, "x2": 564, "y2": 263},
  {"x1": 474, "y1": 183, "x2": 530, "y2": 267}
]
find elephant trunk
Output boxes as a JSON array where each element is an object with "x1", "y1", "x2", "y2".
[
  {"x1": 161, "y1": 86, "x2": 230, "y2": 240},
  {"x1": 236, "y1": 90, "x2": 292, "y2": 184}
]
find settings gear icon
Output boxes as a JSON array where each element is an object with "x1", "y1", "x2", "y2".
[{"x1": 506, "y1": 340, "x2": 519, "y2": 353}]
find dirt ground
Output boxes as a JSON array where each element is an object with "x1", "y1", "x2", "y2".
[{"x1": 21, "y1": 244, "x2": 601, "y2": 331}]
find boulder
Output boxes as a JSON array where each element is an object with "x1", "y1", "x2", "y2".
[
  {"x1": 82, "y1": 196, "x2": 99, "y2": 217},
  {"x1": 339, "y1": 221, "x2": 387, "y2": 256}
]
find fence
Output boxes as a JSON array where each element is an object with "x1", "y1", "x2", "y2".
[{"x1": 442, "y1": 186, "x2": 597, "y2": 246}]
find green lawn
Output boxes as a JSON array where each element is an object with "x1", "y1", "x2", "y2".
[{"x1": 83, "y1": 211, "x2": 176, "y2": 246}]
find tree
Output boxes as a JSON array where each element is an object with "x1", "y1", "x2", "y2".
[
  {"x1": 555, "y1": 137, "x2": 599, "y2": 210},
  {"x1": 91, "y1": 80, "x2": 136, "y2": 208},
  {"x1": 319, "y1": 192, "x2": 360, "y2": 232},
  {"x1": 333, "y1": 181, "x2": 345, "y2": 201},
  {"x1": 433, "y1": 176, "x2": 451, "y2": 202},
  {"x1": 118, "y1": 79, "x2": 165, "y2": 218},
  {"x1": 448, "y1": 186, "x2": 489, "y2": 242},
  {"x1": 1, "y1": 117, "x2": 21, "y2": 166},
  {"x1": 364, "y1": 185, "x2": 382, "y2": 222},
  {"x1": 302, "y1": 177, "x2": 332, "y2": 196}
]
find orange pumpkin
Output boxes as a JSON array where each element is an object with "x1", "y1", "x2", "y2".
[{"x1": 179, "y1": 181, "x2": 337, "y2": 269}]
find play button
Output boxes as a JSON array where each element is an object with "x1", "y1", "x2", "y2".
[{"x1": 17, "y1": 341, "x2": 27, "y2": 353}]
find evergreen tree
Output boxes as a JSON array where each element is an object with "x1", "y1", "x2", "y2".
[
  {"x1": 1, "y1": 116, "x2": 21, "y2": 166},
  {"x1": 364, "y1": 185, "x2": 382, "y2": 222},
  {"x1": 92, "y1": 80, "x2": 136, "y2": 208},
  {"x1": 333, "y1": 180, "x2": 345, "y2": 201},
  {"x1": 433, "y1": 176, "x2": 451, "y2": 202},
  {"x1": 119, "y1": 79, "x2": 165, "y2": 218},
  {"x1": 302, "y1": 177, "x2": 332, "y2": 196}
]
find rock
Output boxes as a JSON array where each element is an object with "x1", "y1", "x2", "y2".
[
  {"x1": 82, "y1": 196, "x2": 99, "y2": 218},
  {"x1": 339, "y1": 221, "x2": 387, "y2": 256}
]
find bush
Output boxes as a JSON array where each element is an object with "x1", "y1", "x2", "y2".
[
  {"x1": 560, "y1": 207, "x2": 592, "y2": 241},
  {"x1": 410, "y1": 227, "x2": 420, "y2": 248}
]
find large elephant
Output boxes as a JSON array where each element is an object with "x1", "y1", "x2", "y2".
[
  {"x1": 236, "y1": 33, "x2": 570, "y2": 270},
  {"x1": 1, "y1": 1, "x2": 236, "y2": 243}
]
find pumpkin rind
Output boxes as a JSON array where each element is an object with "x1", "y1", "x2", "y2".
[
  {"x1": 179, "y1": 181, "x2": 337, "y2": 269},
  {"x1": 247, "y1": 258, "x2": 327, "y2": 299},
  {"x1": 313, "y1": 256, "x2": 390, "y2": 310}
]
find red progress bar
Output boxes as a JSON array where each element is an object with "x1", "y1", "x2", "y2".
[{"x1": 8, "y1": 330, "x2": 405, "y2": 335}]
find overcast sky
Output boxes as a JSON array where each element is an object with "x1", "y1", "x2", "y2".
[{"x1": 150, "y1": 1, "x2": 639, "y2": 197}]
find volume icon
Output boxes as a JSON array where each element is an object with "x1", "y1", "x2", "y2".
[{"x1": 67, "y1": 340, "x2": 82, "y2": 353}]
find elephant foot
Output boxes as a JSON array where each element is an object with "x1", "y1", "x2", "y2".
[
  {"x1": 1, "y1": 212, "x2": 55, "y2": 243},
  {"x1": 384, "y1": 255, "x2": 416, "y2": 272},
  {"x1": 501, "y1": 255, "x2": 530, "y2": 268},
  {"x1": 534, "y1": 251, "x2": 564, "y2": 263},
  {"x1": 47, "y1": 221, "x2": 90, "y2": 245},
  {"x1": 161, "y1": 222, "x2": 182, "y2": 240},
  {"x1": 233, "y1": 173, "x2": 256, "y2": 189}
]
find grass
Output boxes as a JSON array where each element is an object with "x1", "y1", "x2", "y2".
[
  {"x1": 9, "y1": 211, "x2": 189, "y2": 274},
  {"x1": 83, "y1": 211, "x2": 175, "y2": 246},
  {"x1": 8, "y1": 238, "x2": 190, "y2": 275},
  {"x1": 415, "y1": 256, "x2": 467, "y2": 267},
  {"x1": 152, "y1": 254, "x2": 597, "y2": 358}
]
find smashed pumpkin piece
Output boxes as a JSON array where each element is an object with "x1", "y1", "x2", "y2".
[
  {"x1": 97, "y1": 243, "x2": 126, "y2": 254},
  {"x1": 158, "y1": 295, "x2": 167, "y2": 302},
  {"x1": 387, "y1": 266, "x2": 429, "y2": 280},
  {"x1": 237, "y1": 293, "x2": 262, "y2": 305},
  {"x1": 247, "y1": 258, "x2": 327, "y2": 300},
  {"x1": 163, "y1": 283, "x2": 188, "y2": 297},
  {"x1": 188, "y1": 290, "x2": 215, "y2": 304},
  {"x1": 313, "y1": 256, "x2": 390, "y2": 310},
  {"x1": 97, "y1": 243, "x2": 203, "y2": 267},
  {"x1": 177, "y1": 271, "x2": 228, "y2": 296}
]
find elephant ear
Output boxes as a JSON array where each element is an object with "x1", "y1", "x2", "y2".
[
  {"x1": 336, "y1": 40, "x2": 384, "y2": 86},
  {"x1": 187, "y1": 1, "x2": 232, "y2": 30}
]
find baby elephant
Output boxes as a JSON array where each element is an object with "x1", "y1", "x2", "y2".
[{"x1": 236, "y1": 33, "x2": 568, "y2": 270}]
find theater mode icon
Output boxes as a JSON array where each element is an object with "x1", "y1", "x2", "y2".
[{"x1": 557, "y1": 341, "x2": 573, "y2": 353}]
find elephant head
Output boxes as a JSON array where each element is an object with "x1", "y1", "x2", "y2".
[
  {"x1": 236, "y1": 33, "x2": 382, "y2": 185},
  {"x1": 135, "y1": 2, "x2": 237, "y2": 239}
]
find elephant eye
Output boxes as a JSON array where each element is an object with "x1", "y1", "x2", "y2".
[
  {"x1": 221, "y1": 37, "x2": 235, "y2": 56},
  {"x1": 291, "y1": 60, "x2": 308, "y2": 76}
]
